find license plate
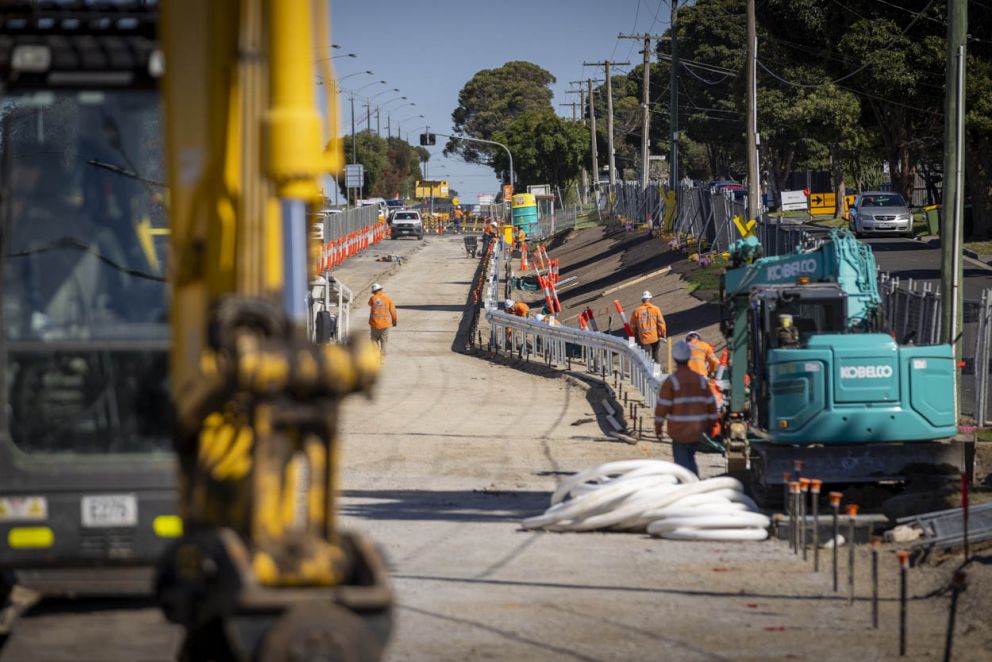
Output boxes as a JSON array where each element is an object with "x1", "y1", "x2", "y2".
[
  {"x1": 875, "y1": 224, "x2": 889, "y2": 230},
  {"x1": 81, "y1": 494, "x2": 138, "y2": 528}
]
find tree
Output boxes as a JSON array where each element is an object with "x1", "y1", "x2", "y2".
[
  {"x1": 490, "y1": 110, "x2": 589, "y2": 193},
  {"x1": 965, "y1": 17, "x2": 992, "y2": 238},
  {"x1": 446, "y1": 61, "x2": 555, "y2": 165},
  {"x1": 341, "y1": 133, "x2": 427, "y2": 199}
]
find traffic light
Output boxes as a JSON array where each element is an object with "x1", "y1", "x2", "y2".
[{"x1": 419, "y1": 133, "x2": 436, "y2": 146}]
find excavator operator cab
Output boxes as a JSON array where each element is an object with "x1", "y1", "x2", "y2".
[
  {"x1": 0, "y1": 4, "x2": 175, "y2": 595},
  {"x1": 748, "y1": 284, "x2": 848, "y2": 350}
]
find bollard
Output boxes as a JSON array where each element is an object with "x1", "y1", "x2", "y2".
[
  {"x1": 943, "y1": 571, "x2": 966, "y2": 662},
  {"x1": 830, "y1": 491, "x2": 842, "y2": 592},
  {"x1": 846, "y1": 503, "x2": 859, "y2": 605},
  {"x1": 897, "y1": 549, "x2": 910, "y2": 657},
  {"x1": 811, "y1": 479, "x2": 822, "y2": 572},
  {"x1": 870, "y1": 536, "x2": 881, "y2": 629},
  {"x1": 799, "y1": 478, "x2": 810, "y2": 561}
]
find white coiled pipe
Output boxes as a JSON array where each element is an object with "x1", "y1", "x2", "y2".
[{"x1": 522, "y1": 460, "x2": 769, "y2": 541}]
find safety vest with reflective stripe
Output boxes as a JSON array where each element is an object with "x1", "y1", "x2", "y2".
[
  {"x1": 368, "y1": 292, "x2": 397, "y2": 329},
  {"x1": 687, "y1": 339, "x2": 718, "y2": 377},
  {"x1": 632, "y1": 302, "x2": 666, "y2": 345},
  {"x1": 654, "y1": 365, "x2": 719, "y2": 444},
  {"x1": 509, "y1": 302, "x2": 530, "y2": 318}
]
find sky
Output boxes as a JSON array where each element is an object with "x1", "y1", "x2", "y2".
[{"x1": 330, "y1": 0, "x2": 672, "y2": 204}]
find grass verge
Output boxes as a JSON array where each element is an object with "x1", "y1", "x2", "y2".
[{"x1": 683, "y1": 254, "x2": 729, "y2": 301}]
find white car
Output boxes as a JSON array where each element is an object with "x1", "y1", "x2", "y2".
[
  {"x1": 390, "y1": 210, "x2": 424, "y2": 240},
  {"x1": 848, "y1": 191, "x2": 914, "y2": 238}
]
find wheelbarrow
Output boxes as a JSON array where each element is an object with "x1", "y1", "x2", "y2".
[{"x1": 463, "y1": 235, "x2": 478, "y2": 258}]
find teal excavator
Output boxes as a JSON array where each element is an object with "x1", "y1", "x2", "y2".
[{"x1": 720, "y1": 229, "x2": 965, "y2": 502}]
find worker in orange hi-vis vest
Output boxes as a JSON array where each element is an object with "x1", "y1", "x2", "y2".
[
  {"x1": 631, "y1": 290, "x2": 666, "y2": 364},
  {"x1": 368, "y1": 283, "x2": 397, "y2": 363},
  {"x1": 655, "y1": 341, "x2": 719, "y2": 476},
  {"x1": 685, "y1": 331, "x2": 719, "y2": 377}
]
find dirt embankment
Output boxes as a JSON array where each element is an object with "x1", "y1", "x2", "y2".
[{"x1": 511, "y1": 226, "x2": 724, "y2": 350}]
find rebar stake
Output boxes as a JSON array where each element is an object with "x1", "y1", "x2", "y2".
[
  {"x1": 846, "y1": 503, "x2": 859, "y2": 605},
  {"x1": 830, "y1": 491, "x2": 842, "y2": 592},
  {"x1": 782, "y1": 472, "x2": 792, "y2": 515},
  {"x1": 870, "y1": 536, "x2": 881, "y2": 629},
  {"x1": 898, "y1": 549, "x2": 910, "y2": 657},
  {"x1": 811, "y1": 479, "x2": 822, "y2": 572},
  {"x1": 800, "y1": 478, "x2": 810, "y2": 561},
  {"x1": 789, "y1": 482, "x2": 800, "y2": 555},
  {"x1": 943, "y1": 571, "x2": 966, "y2": 662}
]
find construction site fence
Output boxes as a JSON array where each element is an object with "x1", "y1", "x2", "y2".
[
  {"x1": 531, "y1": 206, "x2": 581, "y2": 241},
  {"x1": 477, "y1": 237, "x2": 668, "y2": 408},
  {"x1": 316, "y1": 205, "x2": 388, "y2": 273},
  {"x1": 601, "y1": 183, "x2": 814, "y2": 258},
  {"x1": 602, "y1": 181, "x2": 670, "y2": 228},
  {"x1": 878, "y1": 273, "x2": 992, "y2": 426}
]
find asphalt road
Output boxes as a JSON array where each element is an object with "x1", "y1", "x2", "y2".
[{"x1": 861, "y1": 236, "x2": 992, "y2": 299}]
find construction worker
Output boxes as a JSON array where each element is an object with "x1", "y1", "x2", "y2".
[
  {"x1": 505, "y1": 298, "x2": 529, "y2": 318},
  {"x1": 482, "y1": 221, "x2": 496, "y2": 252},
  {"x1": 514, "y1": 226, "x2": 526, "y2": 250},
  {"x1": 368, "y1": 283, "x2": 397, "y2": 363},
  {"x1": 685, "y1": 331, "x2": 719, "y2": 377},
  {"x1": 631, "y1": 291, "x2": 666, "y2": 364},
  {"x1": 654, "y1": 341, "x2": 719, "y2": 477}
]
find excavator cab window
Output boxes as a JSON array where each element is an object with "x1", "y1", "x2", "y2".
[{"x1": 0, "y1": 88, "x2": 170, "y2": 455}]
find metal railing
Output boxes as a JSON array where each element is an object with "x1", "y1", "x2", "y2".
[
  {"x1": 308, "y1": 275, "x2": 353, "y2": 343},
  {"x1": 480, "y1": 238, "x2": 668, "y2": 408}
]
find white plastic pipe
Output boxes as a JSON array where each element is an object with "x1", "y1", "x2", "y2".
[{"x1": 522, "y1": 460, "x2": 769, "y2": 541}]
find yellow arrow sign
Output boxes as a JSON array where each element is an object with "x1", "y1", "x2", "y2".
[{"x1": 733, "y1": 215, "x2": 757, "y2": 238}]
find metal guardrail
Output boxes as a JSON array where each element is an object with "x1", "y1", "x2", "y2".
[{"x1": 481, "y1": 238, "x2": 668, "y2": 409}]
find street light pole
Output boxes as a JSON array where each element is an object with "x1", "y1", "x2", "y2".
[{"x1": 429, "y1": 131, "x2": 514, "y2": 197}]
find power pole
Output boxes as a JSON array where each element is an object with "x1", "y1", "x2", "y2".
[
  {"x1": 584, "y1": 61, "x2": 629, "y2": 187},
  {"x1": 670, "y1": 1, "x2": 680, "y2": 198},
  {"x1": 559, "y1": 101, "x2": 580, "y2": 120},
  {"x1": 571, "y1": 79, "x2": 603, "y2": 196},
  {"x1": 350, "y1": 93, "x2": 356, "y2": 162},
  {"x1": 941, "y1": 0, "x2": 967, "y2": 365},
  {"x1": 365, "y1": 98, "x2": 371, "y2": 135},
  {"x1": 619, "y1": 33, "x2": 661, "y2": 191},
  {"x1": 386, "y1": 114, "x2": 391, "y2": 139},
  {"x1": 745, "y1": 0, "x2": 760, "y2": 221},
  {"x1": 566, "y1": 88, "x2": 590, "y2": 205}
]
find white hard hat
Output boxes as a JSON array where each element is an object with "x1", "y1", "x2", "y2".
[
  {"x1": 371, "y1": 283, "x2": 383, "y2": 293},
  {"x1": 505, "y1": 299, "x2": 515, "y2": 308},
  {"x1": 672, "y1": 341, "x2": 692, "y2": 363},
  {"x1": 641, "y1": 290, "x2": 652, "y2": 300}
]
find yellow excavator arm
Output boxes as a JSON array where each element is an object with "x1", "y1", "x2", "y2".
[{"x1": 156, "y1": 1, "x2": 391, "y2": 658}]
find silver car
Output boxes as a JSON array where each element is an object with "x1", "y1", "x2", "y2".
[{"x1": 848, "y1": 191, "x2": 914, "y2": 238}]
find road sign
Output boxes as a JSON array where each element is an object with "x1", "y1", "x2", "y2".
[
  {"x1": 780, "y1": 190, "x2": 808, "y2": 212},
  {"x1": 502, "y1": 184, "x2": 513, "y2": 201},
  {"x1": 452, "y1": 197, "x2": 460, "y2": 206},
  {"x1": 477, "y1": 193, "x2": 494, "y2": 205},
  {"x1": 809, "y1": 191, "x2": 836, "y2": 216},
  {"x1": 345, "y1": 163, "x2": 364, "y2": 188}
]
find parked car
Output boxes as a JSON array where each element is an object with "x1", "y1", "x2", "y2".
[
  {"x1": 848, "y1": 191, "x2": 913, "y2": 238},
  {"x1": 390, "y1": 210, "x2": 424, "y2": 240}
]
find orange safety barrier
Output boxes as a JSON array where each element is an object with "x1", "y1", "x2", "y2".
[{"x1": 613, "y1": 300, "x2": 634, "y2": 339}]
